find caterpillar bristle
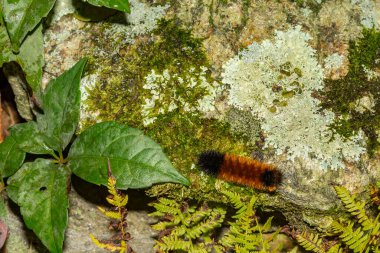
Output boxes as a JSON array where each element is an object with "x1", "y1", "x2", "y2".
[
  {"x1": 197, "y1": 150, "x2": 225, "y2": 176},
  {"x1": 197, "y1": 150, "x2": 282, "y2": 192}
]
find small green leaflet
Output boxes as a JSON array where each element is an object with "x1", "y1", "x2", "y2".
[
  {"x1": 68, "y1": 121, "x2": 190, "y2": 189},
  {"x1": 0, "y1": 22, "x2": 43, "y2": 93},
  {"x1": 0, "y1": 134, "x2": 25, "y2": 178},
  {"x1": 7, "y1": 159, "x2": 70, "y2": 253},
  {"x1": 84, "y1": 0, "x2": 130, "y2": 13},
  {"x1": 2, "y1": 0, "x2": 56, "y2": 52}
]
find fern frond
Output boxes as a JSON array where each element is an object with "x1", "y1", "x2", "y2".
[
  {"x1": 326, "y1": 244, "x2": 343, "y2": 253},
  {"x1": 91, "y1": 165, "x2": 132, "y2": 252},
  {"x1": 106, "y1": 194, "x2": 128, "y2": 208},
  {"x1": 106, "y1": 176, "x2": 118, "y2": 197},
  {"x1": 98, "y1": 206, "x2": 121, "y2": 220},
  {"x1": 220, "y1": 193, "x2": 274, "y2": 252},
  {"x1": 149, "y1": 198, "x2": 182, "y2": 217},
  {"x1": 187, "y1": 208, "x2": 225, "y2": 239},
  {"x1": 334, "y1": 186, "x2": 373, "y2": 230},
  {"x1": 183, "y1": 206, "x2": 212, "y2": 227},
  {"x1": 151, "y1": 221, "x2": 178, "y2": 231},
  {"x1": 90, "y1": 234, "x2": 123, "y2": 252},
  {"x1": 221, "y1": 190, "x2": 248, "y2": 214},
  {"x1": 296, "y1": 231, "x2": 324, "y2": 253},
  {"x1": 331, "y1": 220, "x2": 370, "y2": 252},
  {"x1": 155, "y1": 234, "x2": 192, "y2": 251}
]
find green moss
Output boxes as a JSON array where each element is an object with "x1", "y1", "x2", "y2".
[
  {"x1": 85, "y1": 19, "x2": 209, "y2": 126},
  {"x1": 321, "y1": 28, "x2": 380, "y2": 156},
  {"x1": 289, "y1": 0, "x2": 325, "y2": 13},
  {"x1": 84, "y1": 18, "x2": 256, "y2": 201}
]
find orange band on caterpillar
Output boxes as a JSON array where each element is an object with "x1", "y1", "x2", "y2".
[{"x1": 197, "y1": 150, "x2": 282, "y2": 192}]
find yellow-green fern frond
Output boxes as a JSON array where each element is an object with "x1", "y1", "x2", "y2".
[
  {"x1": 91, "y1": 165, "x2": 132, "y2": 252},
  {"x1": 334, "y1": 186, "x2": 373, "y2": 230},
  {"x1": 151, "y1": 221, "x2": 178, "y2": 231},
  {"x1": 219, "y1": 192, "x2": 276, "y2": 252},
  {"x1": 97, "y1": 206, "x2": 121, "y2": 220},
  {"x1": 183, "y1": 206, "x2": 212, "y2": 227},
  {"x1": 106, "y1": 194, "x2": 128, "y2": 208},
  {"x1": 155, "y1": 234, "x2": 192, "y2": 251},
  {"x1": 296, "y1": 231, "x2": 325, "y2": 253},
  {"x1": 90, "y1": 234, "x2": 126, "y2": 253},
  {"x1": 150, "y1": 198, "x2": 226, "y2": 252},
  {"x1": 149, "y1": 198, "x2": 182, "y2": 217},
  {"x1": 106, "y1": 176, "x2": 118, "y2": 197},
  {"x1": 326, "y1": 244, "x2": 343, "y2": 253},
  {"x1": 221, "y1": 190, "x2": 246, "y2": 210},
  {"x1": 104, "y1": 174, "x2": 129, "y2": 208},
  {"x1": 331, "y1": 220, "x2": 370, "y2": 252},
  {"x1": 187, "y1": 208, "x2": 226, "y2": 239}
]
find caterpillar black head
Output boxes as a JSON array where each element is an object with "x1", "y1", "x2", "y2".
[{"x1": 197, "y1": 150, "x2": 224, "y2": 176}]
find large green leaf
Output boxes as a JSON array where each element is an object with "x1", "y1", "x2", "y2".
[
  {"x1": 7, "y1": 159, "x2": 70, "y2": 253},
  {"x1": 0, "y1": 134, "x2": 25, "y2": 178},
  {"x1": 2, "y1": 0, "x2": 56, "y2": 52},
  {"x1": 85, "y1": 0, "x2": 130, "y2": 13},
  {"x1": 68, "y1": 121, "x2": 190, "y2": 189},
  {"x1": 37, "y1": 58, "x2": 87, "y2": 152},
  {"x1": 10, "y1": 121, "x2": 54, "y2": 155}
]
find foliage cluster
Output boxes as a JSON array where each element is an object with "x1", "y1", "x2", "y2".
[
  {"x1": 149, "y1": 190, "x2": 278, "y2": 252},
  {"x1": 0, "y1": 59, "x2": 188, "y2": 253},
  {"x1": 0, "y1": 0, "x2": 130, "y2": 115},
  {"x1": 91, "y1": 162, "x2": 134, "y2": 253},
  {"x1": 297, "y1": 184, "x2": 380, "y2": 253}
]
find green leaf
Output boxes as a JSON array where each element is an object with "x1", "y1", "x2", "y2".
[
  {"x1": 37, "y1": 58, "x2": 87, "y2": 152},
  {"x1": 10, "y1": 121, "x2": 54, "y2": 155},
  {"x1": 85, "y1": 0, "x2": 130, "y2": 13},
  {"x1": 2, "y1": 0, "x2": 56, "y2": 52},
  {"x1": 7, "y1": 159, "x2": 70, "y2": 253},
  {"x1": 68, "y1": 121, "x2": 190, "y2": 189},
  {"x1": 0, "y1": 22, "x2": 43, "y2": 93},
  {"x1": 16, "y1": 23, "x2": 43, "y2": 92},
  {"x1": 0, "y1": 134, "x2": 25, "y2": 178},
  {"x1": 0, "y1": 21, "x2": 14, "y2": 66},
  {"x1": 0, "y1": 198, "x2": 7, "y2": 219}
]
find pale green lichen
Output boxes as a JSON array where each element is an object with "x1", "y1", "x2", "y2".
[
  {"x1": 354, "y1": 94, "x2": 375, "y2": 114},
  {"x1": 141, "y1": 67, "x2": 220, "y2": 126},
  {"x1": 362, "y1": 65, "x2": 380, "y2": 81},
  {"x1": 101, "y1": 0, "x2": 169, "y2": 52},
  {"x1": 351, "y1": 0, "x2": 380, "y2": 29},
  {"x1": 222, "y1": 26, "x2": 366, "y2": 169},
  {"x1": 323, "y1": 53, "x2": 344, "y2": 71}
]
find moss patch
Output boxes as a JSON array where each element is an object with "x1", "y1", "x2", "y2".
[
  {"x1": 321, "y1": 28, "x2": 380, "y2": 156},
  {"x1": 84, "y1": 18, "x2": 254, "y2": 200}
]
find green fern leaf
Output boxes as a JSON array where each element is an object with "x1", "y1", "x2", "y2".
[
  {"x1": 296, "y1": 231, "x2": 324, "y2": 253},
  {"x1": 334, "y1": 186, "x2": 373, "y2": 231}
]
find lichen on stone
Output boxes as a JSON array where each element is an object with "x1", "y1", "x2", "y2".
[
  {"x1": 102, "y1": 0, "x2": 169, "y2": 49},
  {"x1": 324, "y1": 53, "x2": 344, "y2": 72},
  {"x1": 351, "y1": 0, "x2": 380, "y2": 29},
  {"x1": 141, "y1": 67, "x2": 220, "y2": 126},
  {"x1": 321, "y1": 28, "x2": 380, "y2": 155},
  {"x1": 222, "y1": 26, "x2": 366, "y2": 169}
]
